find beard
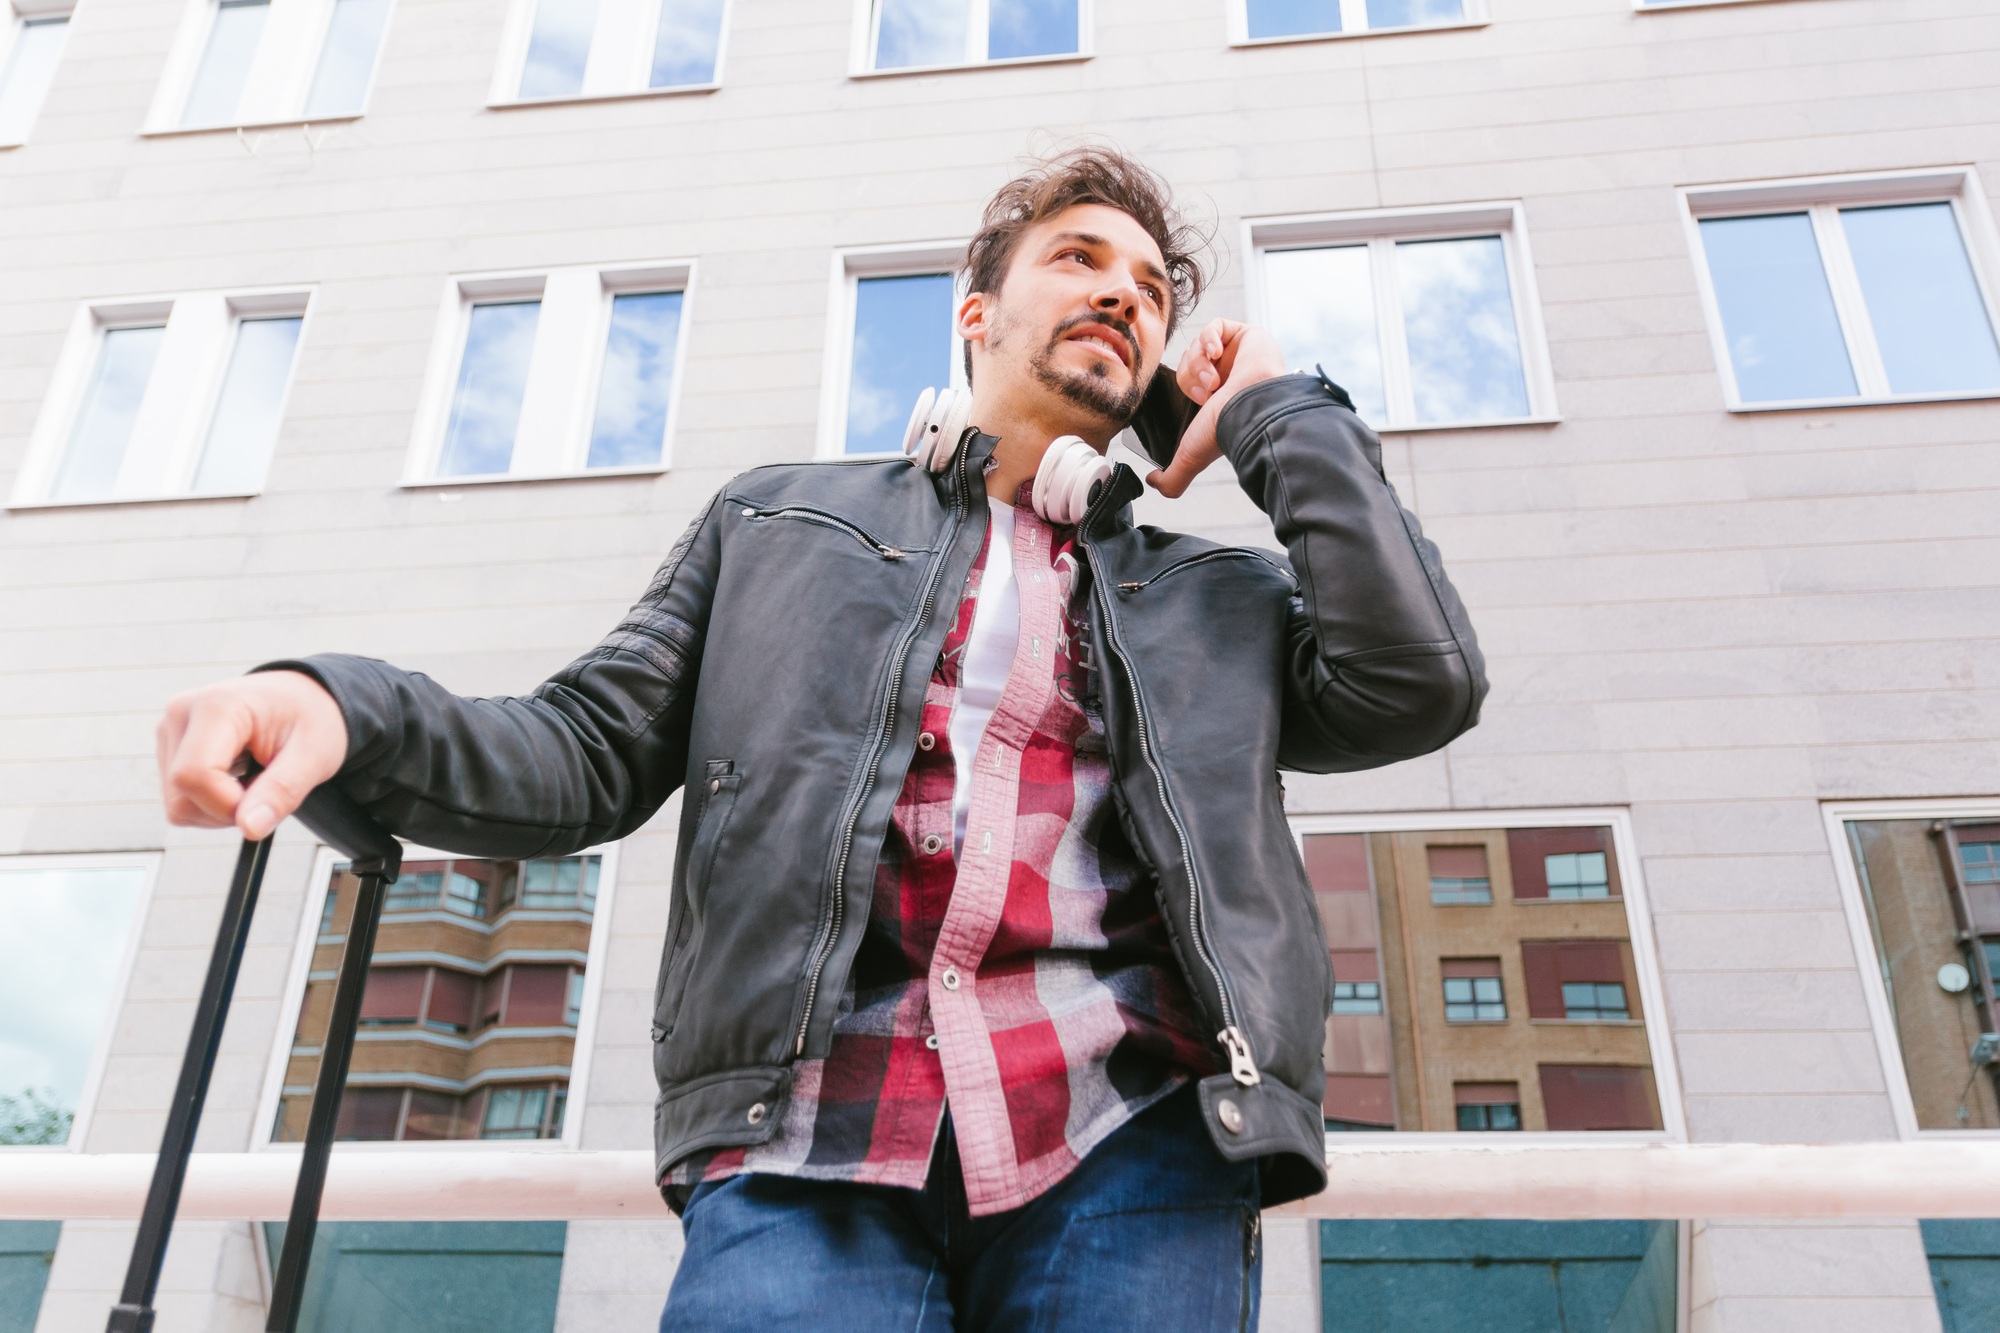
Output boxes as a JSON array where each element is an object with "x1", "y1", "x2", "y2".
[{"x1": 1004, "y1": 311, "x2": 1147, "y2": 427}]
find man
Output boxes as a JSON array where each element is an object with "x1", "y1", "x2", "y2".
[{"x1": 157, "y1": 148, "x2": 1485, "y2": 1329}]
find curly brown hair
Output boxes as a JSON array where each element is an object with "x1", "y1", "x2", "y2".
[{"x1": 962, "y1": 147, "x2": 1209, "y2": 379}]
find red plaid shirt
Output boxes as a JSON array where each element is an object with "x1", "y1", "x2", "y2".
[{"x1": 668, "y1": 494, "x2": 1210, "y2": 1215}]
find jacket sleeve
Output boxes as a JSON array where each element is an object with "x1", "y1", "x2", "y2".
[
  {"x1": 256, "y1": 490, "x2": 726, "y2": 858},
  {"x1": 1215, "y1": 372, "x2": 1487, "y2": 773}
]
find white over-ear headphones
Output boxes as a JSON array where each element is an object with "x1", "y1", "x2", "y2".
[{"x1": 902, "y1": 387, "x2": 1112, "y2": 526}]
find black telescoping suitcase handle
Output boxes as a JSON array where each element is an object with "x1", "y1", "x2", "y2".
[
  {"x1": 293, "y1": 781, "x2": 402, "y2": 879},
  {"x1": 108, "y1": 774, "x2": 401, "y2": 1333}
]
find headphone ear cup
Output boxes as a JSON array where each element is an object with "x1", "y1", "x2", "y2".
[
  {"x1": 1032, "y1": 436, "x2": 1113, "y2": 525},
  {"x1": 902, "y1": 386, "x2": 939, "y2": 464},
  {"x1": 902, "y1": 387, "x2": 973, "y2": 473}
]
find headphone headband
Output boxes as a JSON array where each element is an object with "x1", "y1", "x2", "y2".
[{"x1": 901, "y1": 388, "x2": 1112, "y2": 526}]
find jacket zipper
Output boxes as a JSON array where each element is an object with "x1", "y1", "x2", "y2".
[
  {"x1": 1115, "y1": 548, "x2": 1293, "y2": 594},
  {"x1": 741, "y1": 505, "x2": 908, "y2": 560},
  {"x1": 1080, "y1": 478, "x2": 1263, "y2": 1089},
  {"x1": 793, "y1": 439, "x2": 972, "y2": 1054}
]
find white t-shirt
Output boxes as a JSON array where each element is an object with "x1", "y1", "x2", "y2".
[{"x1": 948, "y1": 505, "x2": 1019, "y2": 856}]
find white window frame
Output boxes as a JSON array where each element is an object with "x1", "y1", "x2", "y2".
[
  {"x1": 0, "y1": 0, "x2": 75, "y2": 149},
  {"x1": 143, "y1": 0, "x2": 398, "y2": 133},
  {"x1": 1681, "y1": 168, "x2": 2000, "y2": 413},
  {"x1": 848, "y1": 0, "x2": 1092, "y2": 78},
  {"x1": 817, "y1": 241, "x2": 967, "y2": 459},
  {"x1": 404, "y1": 260, "x2": 695, "y2": 487},
  {"x1": 1289, "y1": 806, "x2": 1688, "y2": 1148},
  {"x1": 489, "y1": 0, "x2": 731, "y2": 106},
  {"x1": 1636, "y1": 0, "x2": 1799, "y2": 10},
  {"x1": 1821, "y1": 797, "x2": 2000, "y2": 1144},
  {"x1": 0, "y1": 852, "x2": 159, "y2": 1156},
  {"x1": 251, "y1": 840, "x2": 621, "y2": 1155},
  {"x1": 7, "y1": 285, "x2": 312, "y2": 509},
  {"x1": 1244, "y1": 201, "x2": 1560, "y2": 433},
  {"x1": 1227, "y1": 0, "x2": 1488, "y2": 47}
]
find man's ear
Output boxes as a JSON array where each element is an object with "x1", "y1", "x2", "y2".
[
  {"x1": 955, "y1": 291, "x2": 989, "y2": 347},
  {"x1": 1128, "y1": 365, "x2": 1199, "y2": 470}
]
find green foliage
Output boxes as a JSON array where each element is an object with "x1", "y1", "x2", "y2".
[{"x1": 0, "y1": 1088, "x2": 72, "y2": 1146}]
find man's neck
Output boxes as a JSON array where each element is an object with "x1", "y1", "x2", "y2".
[{"x1": 968, "y1": 390, "x2": 1113, "y2": 502}]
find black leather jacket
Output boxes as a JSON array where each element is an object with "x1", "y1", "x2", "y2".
[{"x1": 273, "y1": 373, "x2": 1486, "y2": 1207}]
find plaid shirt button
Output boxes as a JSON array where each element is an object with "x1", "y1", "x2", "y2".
[
  {"x1": 917, "y1": 731, "x2": 937, "y2": 750},
  {"x1": 941, "y1": 967, "x2": 961, "y2": 991},
  {"x1": 922, "y1": 833, "x2": 944, "y2": 855}
]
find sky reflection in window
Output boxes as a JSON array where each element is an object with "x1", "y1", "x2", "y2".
[
  {"x1": 1700, "y1": 213, "x2": 1857, "y2": 403},
  {"x1": 0, "y1": 866, "x2": 146, "y2": 1145},
  {"x1": 439, "y1": 301, "x2": 540, "y2": 476},
  {"x1": 1398, "y1": 235, "x2": 1530, "y2": 423},
  {"x1": 846, "y1": 273, "x2": 954, "y2": 454},
  {"x1": 588, "y1": 291, "x2": 683, "y2": 468},
  {"x1": 1264, "y1": 244, "x2": 1387, "y2": 423},
  {"x1": 1841, "y1": 203, "x2": 2000, "y2": 396}
]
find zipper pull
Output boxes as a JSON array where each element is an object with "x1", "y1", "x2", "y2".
[
  {"x1": 1219, "y1": 1026, "x2": 1262, "y2": 1087},
  {"x1": 1117, "y1": 581, "x2": 1141, "y2": 592},
  {"x1": 882, "y1": 547, "x2": 906, "y2": 561}
]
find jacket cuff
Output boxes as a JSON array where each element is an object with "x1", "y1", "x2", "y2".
[
  {"x1": 1214, "y1": 371, "x2": 1358, "y2": 465},
  {"x1": 250, "y1": 654, "x2": 399, "y2": 771}
]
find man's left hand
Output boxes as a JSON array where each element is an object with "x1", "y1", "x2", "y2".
[{"x1": 1146, "y1": 318, "x2": 1286, "y2": 498}]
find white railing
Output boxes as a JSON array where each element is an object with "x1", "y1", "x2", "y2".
[{"x1": 4, "y1": 1141, "x2": 1999, "y2": 1221}]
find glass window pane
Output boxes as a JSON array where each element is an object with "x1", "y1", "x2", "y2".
[
  {"x1": 1397, "y1": 234, "x2": 1531, "y2": 423},
  {"x1": 0, "y1": 866, "x2": 147, "y2": 1145},
  {"x1": 0, "y1": 17, "x2": 69, "y2": 144},
  {"x1": 1841, "y1": 203, "x2": 2000, "y2": 397},
  {"x1": 52, "y1": 325, "x2": 167, "y2": 502},
  {"x1": 438, "y1": 300, "x2": 540, "y2": 477},
  {"x1": 846, "y1": 272, "x2": 954, "y2": 455},
  {"x1": 650, "y1": 0, "x2": 725, "y2": 86},
  {"x1": 1263, "y1": 245, "x2": 1387, "y2": 423},
  {"x1": 192, "y1": 315, "x2": 302, "y2": 493},
  {"x1": 988, "y1": 0, "x2": 1078, "y2": 60},
  {"x1": 302, "y1": 0, "x2": 393, "y2": 118},
  {"x1": 1245, "y1": 0, "x2": 1341, "y2": 39},
  {"x1": 1365, "y1": 0, "x2": 1464, "y2": 27},
  {"x1": 1699, "y1": 212, "x2": 1857, "y2": 403},
  {"x1": 519, "y1": 0, "x2": 599, "y2": 99},
  {"x1": 874, "y1": 0, "x2": 969, "y2": 69},
  {"x1": 279, "y1": 859, "x2": 594, "y2": 1143},
  {"x1": 588, "y1": 290, "x2": 682, "y2": 469},
  {"x1": 182, "y1": 0, "x2": 270, "y2": 127}
]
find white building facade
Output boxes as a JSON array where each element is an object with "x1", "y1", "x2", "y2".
[{"x1": 1, "y1": 0, "x2": 1997, "y2": 1328}]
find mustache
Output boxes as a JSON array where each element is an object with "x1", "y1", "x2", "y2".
[{"x1": 1048, "y1": 312, "x2": 1139, "y2": 371}]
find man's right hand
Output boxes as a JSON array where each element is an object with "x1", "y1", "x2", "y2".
[{"x1": 157, "y1": 671, "x2": 349, "y2": 841}]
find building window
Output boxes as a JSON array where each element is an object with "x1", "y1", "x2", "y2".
[
  {"x1": 1427, "y1": 845, "x2": 1491, "y2": 905},
  {"x1": 1838, "y1": 814, "x2": 2000, "y2": 1131},
  {"x1": 501, "y1": 0, "x2": 727, "y2": 101},
  {"x1": 0, "y1": 858, "x2": 151, "y2": 1148},
  {"x1": 1251, "y1": 204, "x2": 1555, "y2": 431},
  {"x1": 152, "y1": 0, "x2": 396, "y2": 130},
  {"x1": 1453, "y1": 1083, "x2": 1521, "y2": 1131},
  {"x1": 1441, "y1": 960, "x2": 1506, "y2": 1022},
  {"x1": 820, "y1": 245, "x2": 965, "y2": 456},
  {"x1": 411, "y1": 265, "x2": 689, "y2": 483},
  {"x1": 1302, "y1": 820, "x2": 1672, "y2": 1134},
  {"x1": 0, "y1": 9, "x2": 71, "y2": 147},
  {"x1": 271, "y1": 851, "x2": 608, "y2": 1145},
  {"x1": 10, "y1": 291, "x2": 307, "y2": 508},
  {"x1": 1332, "y1": 981, "x2": 1381, "y2": 1015},
  {"x1": 861, "y1": 0, "x2": 1085, "y2": 74},
  {"x1": 1686, "y1": 172, "x2": 2000, "y2": 409},
  {"x1": 1521, "y1": 940, "x2": 1638, "y2": 1023},
  {"x1": 1560, "y1": 982, "x2": 1630, "y2": 1023},
  {"x1": 1236, "y1": 0, "x2": 1482, "y2": 44}
]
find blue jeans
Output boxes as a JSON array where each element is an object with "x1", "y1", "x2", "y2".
[{"x1": 659, "y1": 1084, "x2": 1263, "y2": 1332}]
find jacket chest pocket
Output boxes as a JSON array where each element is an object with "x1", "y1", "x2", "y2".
[{"x1": 652, "y1": 766, "x2": 741, "y2": 1040}]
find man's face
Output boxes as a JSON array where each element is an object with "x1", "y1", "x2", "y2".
[{"x1": 963, "y1": 203, "x2": 1172, "y2": 431}]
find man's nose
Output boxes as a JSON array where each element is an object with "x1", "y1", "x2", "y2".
[{"x1": 1093, "y1": 284, "x2": 1137, "y2": 321}]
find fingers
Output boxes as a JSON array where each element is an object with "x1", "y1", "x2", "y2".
[
  {"x1": 159, "y1": 688, "x2": 253, "y2": 830},
  {"x1": 156, "y1": 672, "x2": 349, "y2": 840}
]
